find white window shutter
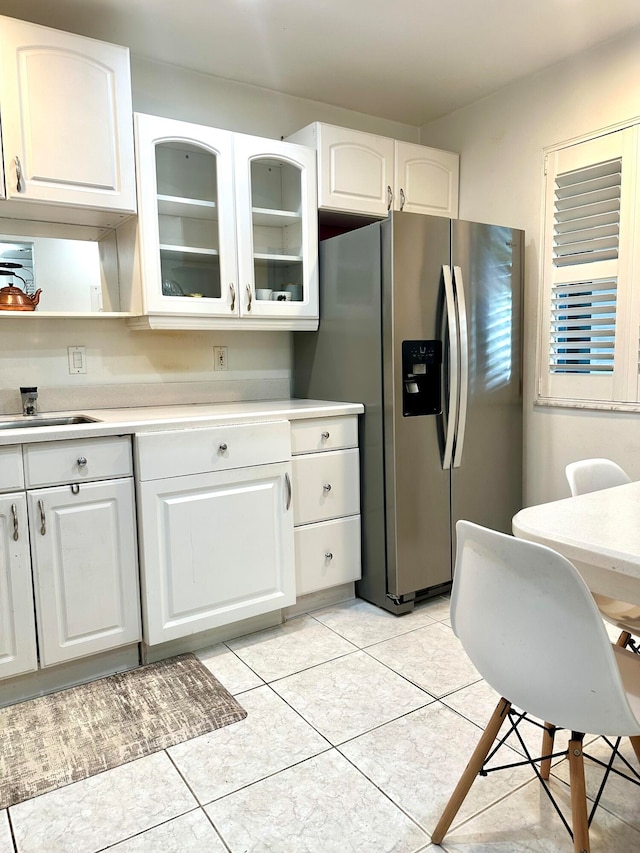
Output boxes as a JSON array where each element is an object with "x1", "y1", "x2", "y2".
[{"x1": 539, "y1": 127, "x2": 638, "y2": 404}]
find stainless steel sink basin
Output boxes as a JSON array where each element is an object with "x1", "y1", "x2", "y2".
[{"x1": 0, "y1": 415, "x2": 99, "y2": 430}]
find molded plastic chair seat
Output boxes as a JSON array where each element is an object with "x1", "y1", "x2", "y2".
[
  {"x1": 432, "y1": 521, "x2": 640, "y2": 853},
  {"x1": 566, "y1": 458, "x2": 639, "y2": 645}
]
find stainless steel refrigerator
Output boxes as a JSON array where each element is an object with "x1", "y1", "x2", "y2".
[{"x1": 293, "y1": 211, "x2": 523, "y2": 614}]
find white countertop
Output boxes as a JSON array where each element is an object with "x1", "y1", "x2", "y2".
[
  {"x1": 0, "y1": 399, "x2": 364, "y2": 445},
  {"x1": 512, "y1": 481, "x2": 640, "y2": 603}
]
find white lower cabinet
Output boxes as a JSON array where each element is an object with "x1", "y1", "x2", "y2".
[
  {"x1": 135, "y1": 421, "x2": 295, "y2": 645},
  {"x1": 0, "y1": 493, "x2": 37, "y2": 679},
  {"x1": 0, "y1": 437, "x2": 141, "y2": 681},
  {"x1": 291, "y1": 416, "x2": 362, "y2": 596},
  {"x1": 27, "y1": 478, "x2": 140, "y2": 667}
]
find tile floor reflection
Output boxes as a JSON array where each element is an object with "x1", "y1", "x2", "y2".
[{"x1": 3, "y1": 596, "x2": 640, "y2": 852}]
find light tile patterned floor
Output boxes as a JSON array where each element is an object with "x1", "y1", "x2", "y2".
[{"x1": 3, "y1": 596, "x2": 640, "y2": 852}]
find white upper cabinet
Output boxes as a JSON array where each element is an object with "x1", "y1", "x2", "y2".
[
  {"x1": 0, "y1": 16, "x2": 136, "y2": 225},
  {"x1": 123, "y1": 113, "x2": 318, "y2": 330},
  {"x1": 287, "y1": 122, "x2": 459, "y2": 219}
]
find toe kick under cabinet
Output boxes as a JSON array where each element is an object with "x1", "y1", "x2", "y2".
[
  {"x1": 291, "y1": 416, "x2": 362, "y2": 595},
  {"x1": 135, "y1": 421, "x2": 296, "y2": 645},
  {"x1": 0, "y1": 437, "x2": 141, "y2": 681}
]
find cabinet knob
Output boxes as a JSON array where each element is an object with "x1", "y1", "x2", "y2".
[
  {"x1": 321, "y1": 431, "x2": 330, "y2": 440},
  {"x1": 77, "y1": 456, "x2": 87, "y2": 467},
  {"x1": 323, "y1": 483, "x2": 332, "y2": 492},
  {"x1": 218, "y1": 442, "x2": 228, "y2": 453},
  {"x1": 324, "y1": 551, "x2": 333, "y2": 561}
]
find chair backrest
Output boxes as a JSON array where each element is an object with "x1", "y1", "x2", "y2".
[
  {"x1": 451, "y1": 520, "x2": 640, "y2": 736},
  {"x1": 565, "y1": 458, "x2": 631, "y2": 496}
]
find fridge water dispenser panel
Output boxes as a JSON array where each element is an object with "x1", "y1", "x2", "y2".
[{"x1": 401, "y1": 340, "x2": 442, "y2": 417}]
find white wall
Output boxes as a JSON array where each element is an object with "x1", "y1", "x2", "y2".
[
  {"x1": 1, "y1": 52, "x2": 418, "y2": 409},
  {"x1": 419, "y1": 27, "x2": 640, "y2": 505}
]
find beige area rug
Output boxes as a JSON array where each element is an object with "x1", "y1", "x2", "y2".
[{"x1": 0, "y1": 653, "x2": 247, "y2": 809}]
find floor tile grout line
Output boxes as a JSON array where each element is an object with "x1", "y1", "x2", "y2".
[
  {"x1": 6, "y1": 809, "x2": 17, "y2": 853},
  {"x1": 95, "y1": 803, "x2": 206, "y2": 853}
]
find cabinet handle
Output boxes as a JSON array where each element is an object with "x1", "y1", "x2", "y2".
[
  {"x1": 70, "y1": 483, "x2": 80, "y2": 495},
  {"x1": 284, "y1": 472, "x2": 292, "y2": 510},
  {"x1": 323, "y1": 483, "x2": 332, "y2": 492},
  {"x1": 387, "y1": 185, "x2": 393, "y2": 211},
  {"x1": 399, "y1": 187, "x2": 406, "y2": 210},
  {"x1": 324, "y1": 551, "x2": 333, "y2": 561},
  {"x1": 246, "y1": 284, "x2": 252, "y2": 312},
  {"x1": 77, "y1": 456, "x2": 87, "y2": 467},
  {"x1": 321, "y1": 431, "x2": 330, "y2": 440},
  {"x1": 11, "y1": 503, "x2": 19, "y2": 541},
  {"x1": 229, "y1": 282, "x2": 236, "y2": 311},
  {"x1": 38, "y1": 499, "x2": 46, "y2": 535},
  {"x1": 218, "y1": 442, "x2": 228, "y2": 453},
  {"x1": 15, "y1": 155, "x2": 24, "y2": 193}
]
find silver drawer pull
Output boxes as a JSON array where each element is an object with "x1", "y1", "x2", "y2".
[
  {"x1": 11, "y1": 503, "x2": 18, "y2": 541},
  {"x1": 38, "y1": 499, "x2": 46, "y2": 535},
  {"x1": 71, "y1": 483, "x2": 80, "y2": 495},
  {"x1": 218, "y1": 442, "x2": 228, "y2": 453},
  {"x1": 246, "y1": 283, "x2": 252, "y2": 312},
  {"x1": 229, "y1": 282, "x2": 236, "y2": 311},
  {"x1": 324, "y1": 551, "x2": 333, "y2": 561},
  {"x1": 321, "y1": 431, "x2": 330, "y2": 440},
  {"x1": 323, "y1": 483, "x2": 332, "y2": 492},
  {"x1": 77, "y1": 456, "x2": 87, "y2": 467}
]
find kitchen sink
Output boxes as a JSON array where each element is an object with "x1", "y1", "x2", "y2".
[{"x1": 0, "y1": 415, "x2": 100, "y2": 430}]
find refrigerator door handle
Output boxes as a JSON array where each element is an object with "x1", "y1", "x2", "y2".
[
  {"x1": 442, "y1": 264, "x2": 459, "y2": 470},
  {"x1": 452, "y1": 265, "x2": 469, "y2": 468}
]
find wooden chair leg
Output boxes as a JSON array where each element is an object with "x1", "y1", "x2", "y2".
[
  {"x1": 568, "y1": 734, "x2": 590, "y2": 853},
  {"x1": 629, "y1": 735, "x2": 640, "y2": 765},
  {"x1": 431, "y1": 697, "x2": 511, "y2": 845},
  {"x1": 616, "y1": 630, "x2": 632, "y2": 648},
  {"x1": 540, "y1": 722, "x2": 556, "y2": 780}
]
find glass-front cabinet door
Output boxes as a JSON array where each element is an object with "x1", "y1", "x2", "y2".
[
  {"x1": 234, "y1": 134, "x2": 318, "y2": 325},
  {"x1": 134, "y1": 113, "x2": 238, "y2": 318}
]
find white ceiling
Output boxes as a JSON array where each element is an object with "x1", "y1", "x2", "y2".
[{"x1": 1, "y1": 0, "x2": 640, "y2": 126}]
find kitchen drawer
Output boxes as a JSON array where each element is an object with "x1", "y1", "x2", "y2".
[
  {"x1": 295, "y1": 515, "x2": 361, "y2": 595},
  {"x1": 0, "y1": 445, "x2": 24, "y2": 492},
  {"x1": 135, "y1": 420, "x2": 291, "y2": 481},
  {"x1": 292, "y1": 448, "x2": 360, "y2": 524},
  {"x1": 291, "y1": 416, "x2": 358, "y2": 455},
  {"x1": 23, "y1": 436, "x2": 133, "y2": 488}
]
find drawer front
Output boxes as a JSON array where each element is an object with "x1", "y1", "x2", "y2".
[
  {"x1": 23, "y1": 436, "x2": 133, "y2": 488},
  {"x1": 0, "y1": 445, "x2": 24, "y2": 492},
  {"x1": 135, "y1": 420, "x2": 291, "y2": 481},
  {"x1": 291, "y1": 416, "x2": 358, "y2": 455},
  {"x1": 295, "y1": 515, "x2": 361, "y2": 595},
  {"x1": 292, "y1": 448, "x2": 360, "y2": 524}
]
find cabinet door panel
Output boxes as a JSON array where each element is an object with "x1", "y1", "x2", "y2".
[
  {"x1": 28, "y1": 478, "x2": 140, "y2": 666},
  {"x1": 138, "y1": 462, "x2": 295, "y2": 644},
  {"x1": 0, "y1": 18, "x2": 135, "y2": 212},
  {"x1": 394, "y1": 141, "x2": 459, "y2": 217},
  {"x1": 319, "y1": 126, "x2": 394, "y2": 216},
  {"x1": 0, "y1": 494, "x2": 37, "y2": 679}
]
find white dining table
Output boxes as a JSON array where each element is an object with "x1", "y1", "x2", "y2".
[{"x1": 512, "y1": 480, "x2": 640, "y2": 607}]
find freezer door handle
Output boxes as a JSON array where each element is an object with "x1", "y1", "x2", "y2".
[
  {"x1": 452, "y1": 265, "x2": 469, "y2": 468},
  {"x1": 442, "y1": 264, "x2": 458, "y2": 470}
]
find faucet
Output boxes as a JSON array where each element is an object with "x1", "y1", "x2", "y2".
[{"x1": 20, "y1": 386, "x2": 38, "y2": 416}]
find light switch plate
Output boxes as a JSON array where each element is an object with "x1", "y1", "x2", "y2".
[{"x1": 68, "y1": 345, "x2": 87, "y2": 374}]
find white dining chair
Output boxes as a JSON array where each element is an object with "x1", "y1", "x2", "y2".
[
  {"x1": 431, "y1": 520, "x2": 640, "y2": 853},
  {"x1": 566, "y1": 458, "x2": 640, "y2": 650}
]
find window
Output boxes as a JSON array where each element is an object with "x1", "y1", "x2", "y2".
[{"x1": 537, "y1": 124, "x2": 640, "y2": 408}]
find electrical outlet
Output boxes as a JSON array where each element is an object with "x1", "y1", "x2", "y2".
[
  {"x1": 68, "y1": 346, "x2": 87, "y2": 374},
  {"x1": 214, "y1": 345, "x2": 228, "y2": 371}
]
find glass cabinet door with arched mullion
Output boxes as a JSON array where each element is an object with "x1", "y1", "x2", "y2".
[
  {"x1": 235, "y1": 135, "x2": 318, "y2": 325},
  {"x1": 134, "y1": 114, "x2": 238, "y2": 318}
]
